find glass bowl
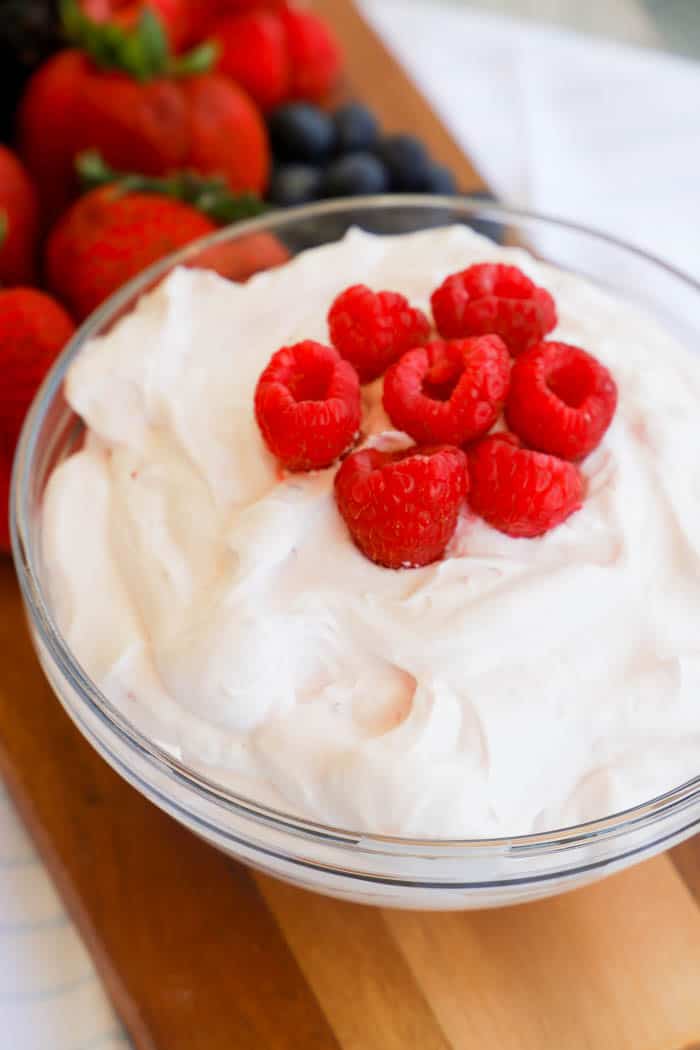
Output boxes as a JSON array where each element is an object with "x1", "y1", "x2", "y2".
[{"x1": 11, "y1": 197, "x2": 700, "y2": 910}]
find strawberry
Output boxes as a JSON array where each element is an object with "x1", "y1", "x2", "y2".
[
  {"x1": 18, "y1": 2, "x2": 270, "y2": 224},
  {"x1": 162, "y1": 0, "x2": 223, "y2": 41},
  {"x1": 179, "y1": 73, "x2": 270, "y2": 194},
  {"x1": 46, "y1": 187, "x2": 215, "y2": 321},
  {"x1": 0, "y1": 289, "x2": 75, "y2": 553},
  {"x1": 195, "y1": 233, "x2": 290, "y2": 282},
  {"x1": 17, "y1": 49, "x2": 93, "y2": 227},
  {"x1": 282, "y1": 7, "x2": 342, "y2": 103},
  {"x1": 213, "y1": 11, "x2": 290, "y2": 112},
  {"x1": 214, "y1": 0, "x2": 287, "y2": 9},
  {"x1": 84, "y1": 0, "x2": 223, "y2": 48},
  {"x1": 0, "y1": 147, "x2": 39, "y2": 286},
  {"x1": 204, "y1": 0, "x2": 288, "y2": 25},
  {"x1": 81, "y1": 0, "x2": 195, "y2": 50},
  {"x1": 45, "y1": 152, "x2": 282, "y2": 320},
  {"x1": 67, "y1": 65, "x2": 190, "y2": 184}
]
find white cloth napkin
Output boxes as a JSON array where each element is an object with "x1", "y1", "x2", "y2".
[
  {"x1": 3, "y1": 6, "x2": 700, "y2": 1046},
  {"x1": 0, "y1": 784, "x2": 129, "y2": 1050},
  {"x1": 361, "y1": 0, "x2": 700, "y2": 279}
]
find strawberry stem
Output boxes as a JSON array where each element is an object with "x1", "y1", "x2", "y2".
[
  {"x1": 168, "y1": 41, "x2": 219, "y2": 77},
  {"x1": 60, "y1": 0, "x2": 218, "y2": 80},
  {"x1": 76, "y1": 150, "x2": 267, "y2": 225},
  {"x1": 0, "y1": 211, "x2": 6, "y2": 251}
]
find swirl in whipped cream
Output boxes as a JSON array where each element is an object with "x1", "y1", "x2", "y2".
[{"x1": 42, "y1": 226, "x2": 700, "y2": 836}]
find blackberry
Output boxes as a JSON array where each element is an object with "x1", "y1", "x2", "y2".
[{"x1": 0, "y1": 0, "x2": 63, "y2": 142}]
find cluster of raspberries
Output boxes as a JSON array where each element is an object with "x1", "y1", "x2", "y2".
[{"x1": 254, "y1": 262, "x2": 618, "y2": 569}]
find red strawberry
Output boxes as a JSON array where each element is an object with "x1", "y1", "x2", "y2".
[
  {"x1": 0, "y1": 290, "x2": 75, "y2": 552},
  {"x1": 194, "y1": 233, "x2": 291, "y2": 282},
  {"x1": 213, "y1": 11, "x2": 290, "y2": 112},
  {"x1": 177, "y1": 0, "x2": 225, "y2": 45},
  {"x1": 204, "y1": 0, "x2": 288, "y2": 27},
  {"x1": 81, "y1": 0, "x2": 195, "y2": 50},
  {"x1": 18, "y1": 5, "x2": 270, "y2": 224},
  {"x1": 45, "y1": 187, "x2": 216, "y2": 321},
  {"x1": 282, "y1": 7, "x2": 342, "y2": 103},
  {"x1": 70, "y1": 65, "x2": 191, "y2": 179},
  {"x1": 65, "y1": 151, "x2": 286, "y2": 303},
  {"x1": 215, "y1": 0, "x2": 287, "y2": 9},
  {"x1": 17, "y1": 50, "x2": 93, "y2": 227},
  {"x1": 180, "y1": 73, "x2": 270, "y2": 194},
  {"x1": 45, "y1": 149, "x2": 287, "y2": 320},
  {"x1": 0, "y1": 147, "x2": 39, "y2": 287}
]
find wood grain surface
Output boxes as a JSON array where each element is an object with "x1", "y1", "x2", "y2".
[{"x1": 1, "y1": 3, "x2": 699, "y2": 1049}]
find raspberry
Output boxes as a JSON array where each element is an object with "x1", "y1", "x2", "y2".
[
  {"x1": 255, "y1": 340, "x2": 360, "y2": 471},
  {"x1": 505, "y1": 340, "x2": 617, "y2": 462},
  {"x1": 467, "y1": 433, "x2": 583, "y2": 538},
  {"x1": 334, "y1": 444, "x2": 468, "y2": 568},
  {"x1": 382, "y1": 335, "x2": 510, "y2": 446},
  {"x1": 328, "y1": 284, "x2": 430, "y2": 383},
  {"x1": 431, "y1": 263, "x2": 556, "y2": 356}
]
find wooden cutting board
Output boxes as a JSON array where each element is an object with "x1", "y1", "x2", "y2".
[{"x1": 2, "y1": 3, "x2": 700, "y2": 1048}]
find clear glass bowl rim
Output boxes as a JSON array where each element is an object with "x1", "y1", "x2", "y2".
[{"x1": 11, "y1": 193, "x2": 700, "y2": 857}]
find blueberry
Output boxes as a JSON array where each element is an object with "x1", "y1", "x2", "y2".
[
  {"x1": 418, "y1": 163, "x2": 458, "y2": 195},
  {"x1": 268, "y1": 104, "x2": 336, "y2": 164},
  {"x1": 376, "y1": 134, "x2": 432, "y2": 191},
  {"x1": 333, "y1": 102, "x2": 379, "y2": 153},
  {"x1": 268, "y1": 164, "x2": 323, "y2": 207},
  {"x1": 323, "y1": 153, "x2": 389, "y2": 198}
]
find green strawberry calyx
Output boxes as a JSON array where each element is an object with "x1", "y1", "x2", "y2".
[
  {"x1": 76, "y1": 150, "x2": 267, "y2": 225},
  {"x1": 61, "y1": 0, "x2": 219, "y2": 81}
]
